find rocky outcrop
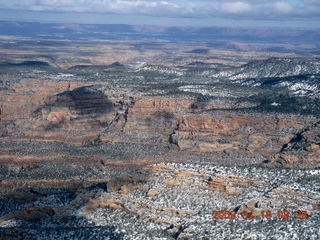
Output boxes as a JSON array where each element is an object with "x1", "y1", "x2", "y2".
[
  {"x1": 170, "y1": 113, "x2": 316, "y2": 157},
  {"x1": 212, "y1": 57, "x2": 320, "y2": 80},
  {"x1": 0, "y1": 79, "x2": 318, "y2": 162},
  {"x1": 2, "y1": 162, "x2": 319, "y2": 238},
  {"x1": 266, "y1": 122, "x2": 320, "y2": 167}
]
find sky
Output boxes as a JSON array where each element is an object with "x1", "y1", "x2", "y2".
[{"x1": 0, "y1": 0, "x2": 319, "y2": 29}]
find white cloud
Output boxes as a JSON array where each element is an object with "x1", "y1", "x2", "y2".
[
  {"x1": 273, "y1": 1, "x2": 293, "y2": 13},
  {"x1": 0, "y1": 0, "x2": 213, "y2": 18},
  {"x1": 0, "y1": 0, "x2": 319, "y2": 21},
  {"x1": 220, "y1": 2, "x2": 253, "y2": 14}
]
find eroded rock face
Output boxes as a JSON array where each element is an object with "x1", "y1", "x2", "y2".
[
  {"x1": 0, "y1": 80, "x2": 317, "y2": 162},
  {"x1": 267, "y1": 122, "x2": 320, "y2": 167},
  {"x1": 170, "y1": 113, "x2": 316, "y2": 157},
  {"x1": 0, "y1": 77, "x2": 319, "y2": 238}
]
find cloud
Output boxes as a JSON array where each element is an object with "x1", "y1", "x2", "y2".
[
  {"x1": 220, "y1": 2, "x2": 253, "y2": 14},
  {"x1": 273, "y1": 2, "x2": 293, "y2": 13},
  {"x1": 219, "y1": 1, "x2": 295, "y2": 17},
  {"x1": 0, "y1": 0, "x2": 319, "y2": 21},
  {"x1": 0, "y1": 0, "x2": 215, "y2": 18}
]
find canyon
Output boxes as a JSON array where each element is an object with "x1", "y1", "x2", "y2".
[
  {"x1": 0, "y1": 60, "x2": 319, "y2": 239},
  {"x1": 0, "y1": 74, "x2": 318, "y2": 172},
  {"x1": 0, "y1": 23, "x2": 319, "y2": 238}
]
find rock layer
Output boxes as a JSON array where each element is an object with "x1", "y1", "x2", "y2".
[
  {"x1": 267, "y1": 121, "x2": 320, "y2": 167},
  {"x1": 0, "y1": 79, "x2": 318, "y2": 162}
]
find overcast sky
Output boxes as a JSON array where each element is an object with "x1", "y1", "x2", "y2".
[{"x1": 0, "y1": 0, "x2": 319, "y2": 28}]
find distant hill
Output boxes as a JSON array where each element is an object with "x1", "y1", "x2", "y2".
[
  {"x1": 212, "y1": 57, "x2": 320, "y2": 80},
  {"x1": 0, "y1": 21, "x2": 319, "y2": 46}
]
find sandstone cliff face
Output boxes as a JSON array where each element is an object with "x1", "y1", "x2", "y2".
[
  {"x1": 0, "y1": 79, "x2": 82, "y2": 137},
  {"x1": 0, "y1": 80, "x2": 318, "y2": 160},
  {"x1": 171, "y1": 113, "x2": 316, "y2": 156},
  {"x1": 267, "y1": 121, "x2": 320, "y2": 167}
]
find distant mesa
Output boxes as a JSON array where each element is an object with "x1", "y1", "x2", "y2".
[
  {"x1": 0, "y1": 61, "x2": 51, "y2": 67},
  {"x1": 188, "y1": 61, "x2": 211, "y2": 67},
  {"x1": 19, "y1": 61, "x2": 51, "y2": 67},
  {"x1": 212, "y1": 57, "x2": 320, "y2": 81},
  {"x1": 110, "y1": 62, "x2": 124, "y2": 67},
  {"x1": 68, "y1": 62, "x2": 124, "y2": 70},
  {"x1": 186, "y1": 49, "x2": 210, "y2": 54}
]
